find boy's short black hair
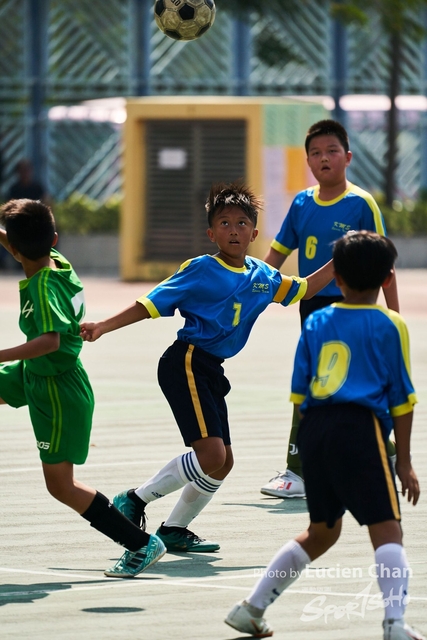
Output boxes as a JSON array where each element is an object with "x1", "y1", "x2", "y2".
[
  {"x1": 0, "y1": 199, "x2": 56, "y2": 260},
  {"x1": 205, "y1": 181, "x2": 262, "y2": 228},
  {"x1": 333, "y1": 231, "x2": 397, "y2": 291},
  {"x1": 305, "y1": 119, "x2": 350, "y2": 154}
]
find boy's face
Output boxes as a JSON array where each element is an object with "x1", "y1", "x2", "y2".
[
  {"x1": 306, "y1": 134, "x2": 352, "y2": 186},
  {"x1": 206, "y1": 205, "x2": 258, "y2": 267}
]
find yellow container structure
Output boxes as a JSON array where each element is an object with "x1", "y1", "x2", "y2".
[{"x1": 121, "y1": 96, "x2": 328, "y2": 281}]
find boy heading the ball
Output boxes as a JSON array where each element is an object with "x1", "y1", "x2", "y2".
[
  {"x1": 80, "y1": 181, "x2": 334, "y2": 557},
  {"x1": 0, "y1": 199, "x2": 166, "y2": 578},
  {"x1": 226, "y1": 231, "x2": 424, "y2": 640},
  {"x1": 261, "y1": 118, "x2": 400, "y2": 500}
]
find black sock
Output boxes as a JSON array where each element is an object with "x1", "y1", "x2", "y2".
[
  {"x1": 128, "y1": 489, "x2": 146, "y2": 509},
  {"x1": 81, "y1": 491, "x2": 150, "y2": 551}
]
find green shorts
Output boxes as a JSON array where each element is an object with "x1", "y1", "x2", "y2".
[{"x1": 0, "y1": 360, "x2": 94, "y2": 464}]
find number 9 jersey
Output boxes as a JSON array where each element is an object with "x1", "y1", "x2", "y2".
[{"x1": 290, "y1": 303, "x2": 417, "y2": 437}]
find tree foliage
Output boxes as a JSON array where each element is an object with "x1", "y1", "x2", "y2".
[
  {"x1": 331, "y1": 0, "x2": 427, "y2": 37},
  {"x1": 219, "y1": 0, "x2": 427, "y2": 203},
  {"x1": 331, "y1": 1, "x2": 427, "y2": 204}
]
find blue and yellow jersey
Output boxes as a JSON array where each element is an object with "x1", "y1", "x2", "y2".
[
  {"x1": 138, "y1": 254, "x2": 307, "y2": 359},
  {"x1": 18, "y1": 249, "x2": 86, "y2": 376},
  {"x1": 271, "y1": 183, "x2": 386, "y2": 296},
  {"x1": 290, "y1": 304, "x2": 417, "y2": 436}
]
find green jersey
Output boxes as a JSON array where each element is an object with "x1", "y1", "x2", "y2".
[{"x1": 19, "y1": 248, "x2": 85, "y2": 376}]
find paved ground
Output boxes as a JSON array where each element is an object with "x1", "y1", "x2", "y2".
[{"x1": 1, "y1": 270, "x2": 426, "y2": 640}]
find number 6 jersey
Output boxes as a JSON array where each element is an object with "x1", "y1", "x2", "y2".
[
  {"x1": 270, "y1": 183, "x2": 386, "y2": 297},
  {"x1": 290, "y1": 303, "x2": 417, "y2": 437}
]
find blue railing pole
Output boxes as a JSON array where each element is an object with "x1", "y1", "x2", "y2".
[
  {"x1": 27, "y1": 0, "x2": 48, "y2": 186},
  {"x1": 131, "y1": 0, "x2": 152, "y2": 96},
  {"x1": 331, "y1": 15, "x2": 347, "y2": 128},
  {"x1": 232, "y1": 18, "x2": 252, "y2": 96},
  {"x1": 421, "y1": 9, "x2": 427, "y2": 195}
]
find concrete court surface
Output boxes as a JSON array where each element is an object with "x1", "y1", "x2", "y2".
[{"x1": 1, "y1": 269, "x2": 426, "y2": 640}]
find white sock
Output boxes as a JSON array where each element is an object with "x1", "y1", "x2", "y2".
[
  {"x1": 164, "y1": 478, "x2": 223, "y2": 528},
  {"x1": 375, "y1": 543, "x2": 410, "y2": 620},
  {"x1": 247, "y1": 539, "x2": 311, "y2": 611},
  {"x1": 135, "y1": 451, "x2": 206, "y2": 503}
]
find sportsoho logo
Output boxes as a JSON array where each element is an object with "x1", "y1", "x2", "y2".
[{"x1": 300, "y1": 582, "x2": 409, "y2": 623}]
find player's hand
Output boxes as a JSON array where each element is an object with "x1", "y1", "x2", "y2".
[
  {"x1": 80, "y1": 322, "x2": 103, "y2": 342},
  {"x1": 396, "y1": 462, "x2": 420, "y2": 506}
]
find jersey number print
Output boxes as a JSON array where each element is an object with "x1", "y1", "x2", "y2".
[
  {"x1": 305, "y1": 236, "x2": 318, "y2": 259},
  {"x1": 232, "y1": 303, "x2": 242, "y2": 327},
  {"x1": 310, "y1": 341, "x2": 351, "y2": 398}
]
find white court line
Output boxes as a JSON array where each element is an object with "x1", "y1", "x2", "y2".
[
  {"x1": 0, "y1": 454, "x2": 284, "y2": 474},
  {"x1": 1, "y1": 567, "x2": 426, "y2": 602}
]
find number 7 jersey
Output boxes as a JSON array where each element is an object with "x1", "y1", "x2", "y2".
[
  {"x1": 137, "y1": 254, "x2": 307, "y2": 359},
  {"x1": 290, "y1": 303, "x2": 417, "y2": 436}
]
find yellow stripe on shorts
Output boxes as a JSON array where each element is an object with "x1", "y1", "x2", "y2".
[
  {"x1": 373, "y1": 414, "x2": 400, "y2": 521},
  {"x1": 185, "y1": 344, "x2": 208, "y2": 439}
]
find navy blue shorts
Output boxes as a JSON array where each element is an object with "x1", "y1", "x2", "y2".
[
  {"x1": 297, "y1": 403, "x2": 400, "y2": 528},
  {"x1": 157, "y1": 340, "x2": 231, "y2": 447}
]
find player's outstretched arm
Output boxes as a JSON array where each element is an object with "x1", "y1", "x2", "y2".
[
  {"x1": 393, "y1": 412, "x2": 420, "y2": 506},
  {"x1": 80, "y1": 301, "x2": 151, "y2": 342},
  {"x1": 0, "y1": 332, "x2": 60, "y2": 363},
  {"x1": 264, "y1": 246, "x2": 287, "y2": 270},
  {"x1": 302, "y1": 259, "x2": 334, "y2": 299}
]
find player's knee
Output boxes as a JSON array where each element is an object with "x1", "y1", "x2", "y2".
[
  {"x1": 221, "y1": 452, "x2": 234, "y2": 475},
  {"x1": 200, "y1": 450, "x2": 226, "y2": 474}
]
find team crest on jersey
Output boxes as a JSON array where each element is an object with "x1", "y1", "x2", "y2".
[
  {"x1": 332, "y1": 221, "x2": 352, "y2": 233},
  {"x1": 252, "y1": 283, "x2": 270, "y2": 294}
]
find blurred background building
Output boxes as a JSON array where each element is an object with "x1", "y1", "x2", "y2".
[{"x1": 1, "y1": 0, "x2": 427, "y2": 275}]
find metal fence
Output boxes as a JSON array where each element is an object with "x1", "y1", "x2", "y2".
[{"x1": 0, "y1": 0, "x2": 426, "y2": 203}]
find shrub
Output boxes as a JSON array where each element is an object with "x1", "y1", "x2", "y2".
[
  {"x1": 53, "y1": 193, "x2": 121, "y2": 234},
  {"x1": 51, "y1": 191, "x2": 427, "y2": 237},
  {"x1": 376, "y1": 193, "x2": 427, "y2": 237}
]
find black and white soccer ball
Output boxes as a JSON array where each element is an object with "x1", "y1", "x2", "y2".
[{"x1": 154, "y1": 0, "x2": 216, "y2": 41}]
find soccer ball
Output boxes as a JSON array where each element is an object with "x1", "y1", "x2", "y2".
[{"x1": 154, "y1": 0, "x2": 216, "y2": 41}]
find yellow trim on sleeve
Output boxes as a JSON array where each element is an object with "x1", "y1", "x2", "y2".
[
  {"x1": 270, "y1": 239, "x2": 293, "y2": 256},
  {"x1": 137, "y1": 258, "x2": 194, "y2": 301},
  {"x1": 273, "y1": 276, "x2": 293, "y2": 302},
  {"x1": 273, "y1": 275, "x2": 307, "y2": 305},
  {"x1": 290, "y1": 392, "x2": 306, "y2": 404},
  {"x1": 137, "y1": 297, "x2": 160, "y2": 318},
  {"x1": 382, "y1": 309, "x2": 414, "y2": 380},
  {"x1": 390, "y1": 396, "x2": 417, "y2": 417},
  {"x1": 348, "y1": 183, "x2": 385, "y2": 235},
  {"x1": 135, "y1": 258, "x2": 195, "y2": 319},
  {"x1": 289, "y1": 277, "x2": 308, "y2": 305}
]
